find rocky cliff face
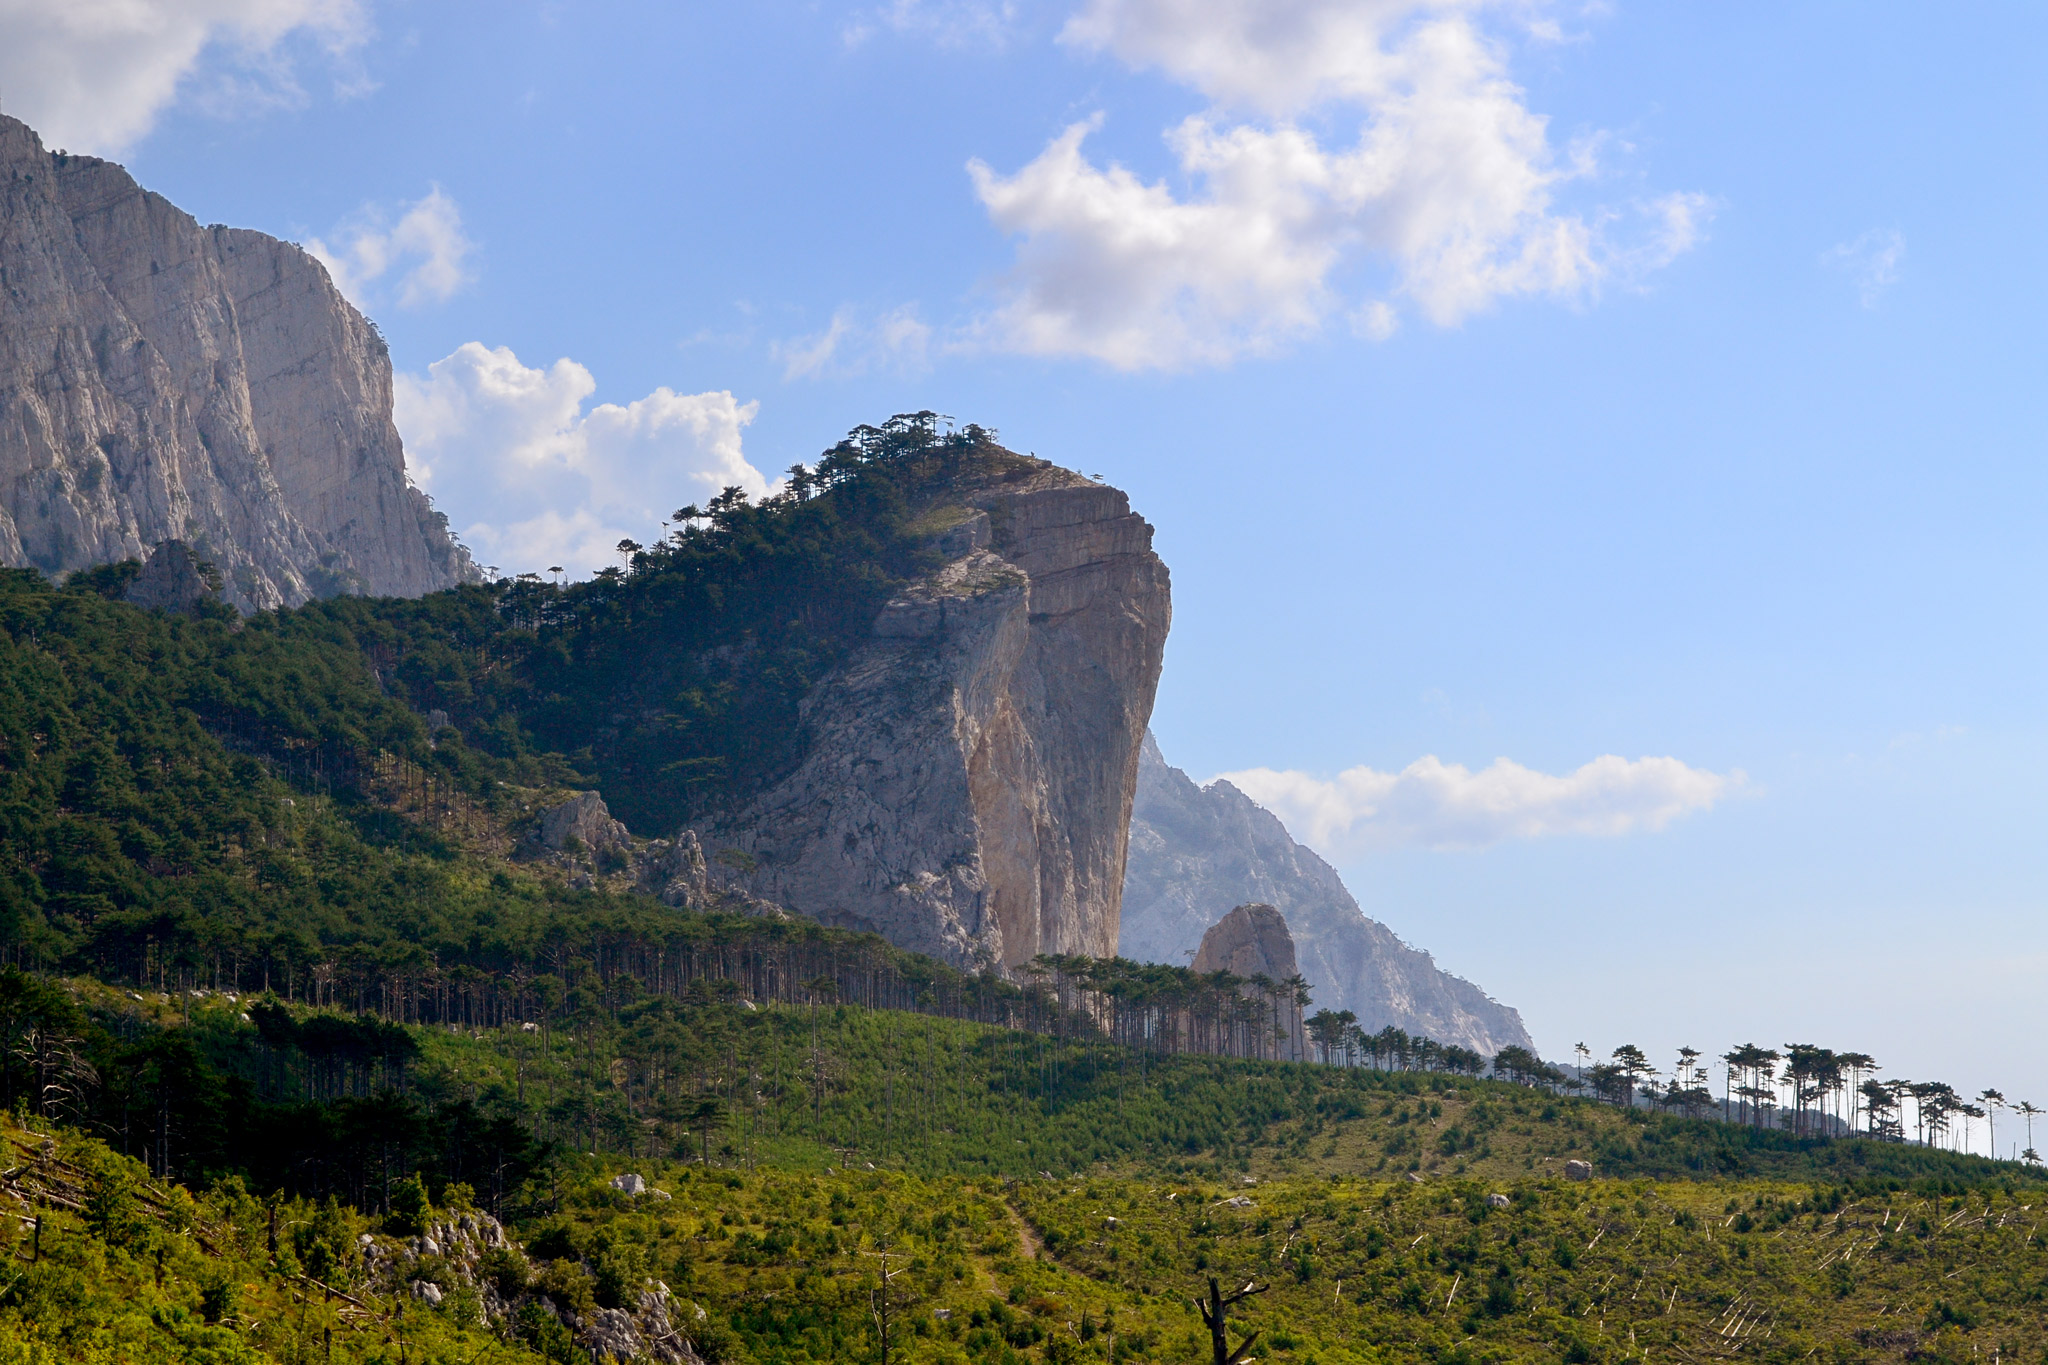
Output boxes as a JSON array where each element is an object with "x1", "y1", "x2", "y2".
[
  {"x1": 0, "y1": 115, "x2": 474, "y2": 610},
  {"x1": 699, "y1": 465, "x2": 1171, "y2": 970},
  {"x1": 1121, "y1": 734, "x2": 1533, "y2": 1056}
]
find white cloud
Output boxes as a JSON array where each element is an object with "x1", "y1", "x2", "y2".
[
  {"x1": 846, "y1": 0, "x2": 1021, "y2": 48},
  {"x1": 1218, "y1": 752, "x2": 1740, "y2": 854},
  {"x1": 968, "y1": 0, "x2": 1705, "y2": 368},
  {"x1": 393, "y1": 342, "x2": 767, "y2": 579},
  {"x1": 774, "y1": 304, "x2": 934, "y2": 380},
  {"x1": 1822, "y1": 229, "x2": 1905, "y2": 308},
  {"x1": 308, "y1": 188, "x2": 474, "y2": 309},
  {"x1": 0, "y1": 0, "x2": 367, "y2": 155}
]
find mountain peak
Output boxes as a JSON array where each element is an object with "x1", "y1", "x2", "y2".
[{"x1": 0, "y1": 114, "x2": 475, "y2": 609}]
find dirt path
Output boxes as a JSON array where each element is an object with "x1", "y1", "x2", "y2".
[{"x1": 1007, "y1": 1201, "x2": 1045, "y2": 1259}]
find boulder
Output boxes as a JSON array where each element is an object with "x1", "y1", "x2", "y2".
[
  {"x1": 610, "y1": 1173, "x2": 647, "y2": 1196},
  {"x1": 642, "y1": 830, "x2": 709, "y2": 906},
  {"x1": 1564, "y1": 1159, "x2": 1593, "y2": 1182},
  {"x1": 1486, "y1": 1193, "x2": 1511, "y2": 1209},
  {"x1": 540, "y1": 792, "x2": 628, "y2": 852},
  {"x1": 582, "y1": 1306, "x2": 644, "y2": 1361}
]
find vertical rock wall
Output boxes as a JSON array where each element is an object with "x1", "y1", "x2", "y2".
[
  {"x1": 699, "y1": 467, "x2": 1171, "y2": 970},
  {"x1": 0, "y1": 115, "x2": 473, "y2": 609}
]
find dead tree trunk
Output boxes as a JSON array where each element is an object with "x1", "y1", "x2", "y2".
[{"x1": 1194, "y1": 1277, "x2": 1268, "y2": 1365}]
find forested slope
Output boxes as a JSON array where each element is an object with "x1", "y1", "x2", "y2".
[
  {"x1": 4, "y1": 982, "x2": 2042, "y2": 1363},
  {"x1": 0, "y1": 415, "x2": 1023, "y2": 982}
]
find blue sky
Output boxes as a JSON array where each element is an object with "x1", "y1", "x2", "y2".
[{"x1": 8, "y1": 2, "x2": 2045, "y2": 1140}]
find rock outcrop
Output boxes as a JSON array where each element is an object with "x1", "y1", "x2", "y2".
[
  {"x1": 1121, "y1": 734, "x2": 1533, "y2": 1057},
  {"x1": 699, "y1": 462, "x2": 1171, "y2": 970},
  {"x1": 1192, "y1": 902, "x2": 1306, "y2": 1057},
  {"x1": 358, "y1": 1206, "x2": 702, "y2": 1363},
  {"x1": 1191, "y1": 902, "x2": 1299, "y2": 982},
  {"x1": 121, "y1": 539, "x2": 220, "y2": 614},
  {"x1": 538, "y1": 791, "x2": 629, "y2": 853},
  {"x1": 0, "y1": 114, "x2": 474, "y2": 610}
]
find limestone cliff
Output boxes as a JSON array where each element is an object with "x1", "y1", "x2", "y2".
[
  {"x1": 1122, "y1": 734, "x2": 1534, "y2": 1056},
  {"x1": 0, "y1": 115, "x2": 474, "y2": 609},
  {"x1": 698, "y1": 464, "x2": 1171, "y2": 970}
]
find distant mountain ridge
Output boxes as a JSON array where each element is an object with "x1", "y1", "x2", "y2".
[
  {"x1": 1119, "y1": 733, "x2": 1534, "y2": 1057},
  {"x1": 0, "y1": 114, "x2": 474, "y2": 610}
]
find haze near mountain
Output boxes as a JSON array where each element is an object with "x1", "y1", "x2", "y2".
[{"x1": 1120, "y1": 734, "x2": 1534, "y2": 1057}]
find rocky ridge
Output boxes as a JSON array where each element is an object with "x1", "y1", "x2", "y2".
[
  {"x1": 0, "y1": 114, "x2": 474, "y2": 610},
  {"x1": 1120, "y1": 734, "x2": 1533, "y2": 1056}
]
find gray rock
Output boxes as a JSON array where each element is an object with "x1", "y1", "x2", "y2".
[
  {"x1": 1120, "y1": 733, "x2": 1533, "y2": 1057},
  {"x1": 696, "y1": 464, "x2": 1170, "y2": 970},
  {"x1": 1564, "y1": 1159, "x2": 1593, "y2": 1182},
  {"x1": 641, "y1": 830, "x2": 709, "y2": 907},
  {"x1": 610, "y1": 1173, "x2": 647, "y2": 1196},
  {"x1": 121, "y1": 540, "x2": 220, "y2": 614},
  {"x1": 0, "y1": 115, "x2": 475, "y2": 610},
  {"x1": 582, "y1": 1307, "x2": 644, "y2": 1361},
  {"x1": 411, "y1": 1281, "x2": 443, "y2": 1305},
  {"x1": 1192, "y1": 903, "x2": 1306, "y2": 1057},
  {"x1": 1486, "y1": 1193, "x2": 1511, "y2": 1209},
  {"x1": 1193, "y1": 903, "x2": 1299, "y2": 981},
  {"x1": 540, "y1": 791, "x2": 628, "y2": 852}
]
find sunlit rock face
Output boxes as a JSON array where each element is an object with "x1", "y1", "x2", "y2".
[
  {"x1": 699, "y1": 462, "x2": 1172, "y2": 971},
  {"x1": 0, "y1": 115, "x2": 474, "y2": 610}
]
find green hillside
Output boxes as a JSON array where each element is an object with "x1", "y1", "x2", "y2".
[
  {"x1": 1, "y1": 409, "x2": 2042, "y2": 1362},
  {"x1": 8, "y1": 962, "x2": 2043, "y2": 1363}
]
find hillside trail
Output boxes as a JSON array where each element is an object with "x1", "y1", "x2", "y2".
[{"x1": 1006, "y1": 1200, "x2": 1046, "y2": 1259}]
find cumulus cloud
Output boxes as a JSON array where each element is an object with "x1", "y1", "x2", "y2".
[
  {"x1": 393, "y1": 343, "x2": 767, "y2": 579},
  {"x1": 0, "y1": 0, "x2": 367, "y2": 155},
  {"x1": 308, "y1": 188, "x2": 474, "y2": 309},
  {"x1": 968, "y1": 0, "x2": 1705, "y2": 368},
  {"x1": 1823, "y1": 229, "x2": 1905, "y2": 308},
  {"x1": 774, "y1": 304, "x2": 934, "y2": 380},
  {"x1": 1218, "y1": 753, "x2": 1740, "y2": 854}
]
